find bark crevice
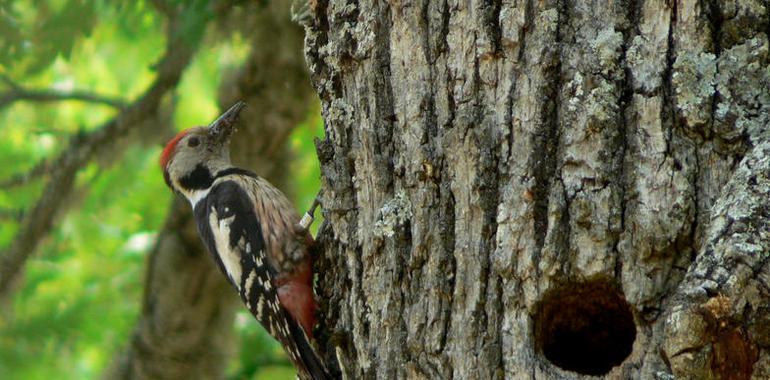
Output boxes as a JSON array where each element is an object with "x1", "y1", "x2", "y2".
[{"x1": 307, "y1": 0, "x2": 770, "y2": 378}]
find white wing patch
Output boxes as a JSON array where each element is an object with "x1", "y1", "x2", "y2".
[
  {"x1": 208, "y1": 207, "x2": 242, "y2": 288},
  {"x1": 243, "y1": 270, "x2": 257, "y2": 307},
  {"x1": 256, "y1": 297, "x2": 265, "y2": 320}
]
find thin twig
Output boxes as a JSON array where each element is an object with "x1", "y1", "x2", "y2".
[
  {"x1": 0, "y1": 208, "x2": 24, "y2": 221},
  {"x1": 0, "y1": 78, "x2": 126, "y2": 109},
  {"x1": 0, "y1": 160, "x2": 51, "y2": 188}
]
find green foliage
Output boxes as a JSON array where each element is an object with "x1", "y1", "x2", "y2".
[
  {"x1": 289, "y1": 109, "x2": 325, "y2": 235},
  {"x1": 1, "y1": 0, "x2": 163, "y2": 77},
  {"x1": 0, "y1": 1, "x2": 322, "y2": 379}
]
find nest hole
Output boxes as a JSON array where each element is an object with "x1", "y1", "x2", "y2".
[{"x1": 534, "y1": 278, "x2": 636, "y2": 376}]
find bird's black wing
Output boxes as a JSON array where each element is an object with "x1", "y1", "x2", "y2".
[{"x1": 193, "y1": 180, "x2": 331, "y2": 380}]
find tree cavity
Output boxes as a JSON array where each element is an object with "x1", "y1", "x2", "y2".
[{"x1": 534, "y1": 277, "x2": 636, "y2": 376}]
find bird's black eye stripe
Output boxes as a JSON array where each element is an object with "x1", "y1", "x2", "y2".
[{"x1": 188, "y1": 136, "x2": 200, "y2": 147}]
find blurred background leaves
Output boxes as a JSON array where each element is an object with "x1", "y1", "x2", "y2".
[{"x1": 0, "y1": 1, "x2": 321, "y2": 379}]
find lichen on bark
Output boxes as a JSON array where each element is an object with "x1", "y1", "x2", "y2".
[{"x1": 304, "y1": 0, "x2": 770, "y2": 379}]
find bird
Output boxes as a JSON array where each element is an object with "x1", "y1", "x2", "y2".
[{"x1": 159, "y1": 102, "x2": 331, "y2": 379}]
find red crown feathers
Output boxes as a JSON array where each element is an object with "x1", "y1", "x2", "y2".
[{"x1": 159, "y1": 129, "x2": 190, "y2": 169}]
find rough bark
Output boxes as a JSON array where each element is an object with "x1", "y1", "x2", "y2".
[
  {"x1": 305, "y1": 0, "x2": 770, "y2": 379},
  {"x1": 103, "y1": 2, "x2": 314, "y2": 379}
]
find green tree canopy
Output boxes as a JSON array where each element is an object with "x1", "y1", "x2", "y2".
[{"x1": 0, "y1": 1, "x2": 321, "y2": 379}]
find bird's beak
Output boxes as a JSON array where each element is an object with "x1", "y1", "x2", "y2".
[{"x1": 207, "y1": 101, "x2": 246, "y2": 146}]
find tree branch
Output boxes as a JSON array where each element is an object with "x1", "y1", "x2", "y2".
[
  {"x1": 0, "y1": 12, "x2": 201, "y2": 299},
  {"x1": 0, "y1": 80, "x2": 127, "y2": 109},
  {"x1": 0, "y1": 159, "x2": 51, "y2": 188},
  {"x1": 0, "y1": 208, "x2": 24, "y2": 221}
]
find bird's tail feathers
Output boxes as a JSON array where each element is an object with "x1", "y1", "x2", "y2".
[{"x1": 285, "y1": 316, "x2": 334, "y2": 380}]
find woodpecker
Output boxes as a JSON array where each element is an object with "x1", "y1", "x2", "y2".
[{"x1": 159, "y1": 102, "x2": 331, "y2": 380}]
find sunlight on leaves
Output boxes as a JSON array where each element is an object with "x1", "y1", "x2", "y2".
[{"x1": 0, "y1": 1, "x2": 322, "y2": 379}]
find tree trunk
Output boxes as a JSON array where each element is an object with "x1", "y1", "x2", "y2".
[
  {"x1": 305, "y1": 1, "x2": 770, "y2": 379},
  {"x1": 103, "y1": 3, "x2": 314, "y2": 379}
]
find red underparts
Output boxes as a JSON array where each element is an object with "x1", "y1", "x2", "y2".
[{"x1": 275, "y1": 261, "x2": 317, "y2": 337}]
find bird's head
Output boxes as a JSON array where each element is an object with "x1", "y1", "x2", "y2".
[{"x1": 160, "y1": 101, "x2": 245, "y2": 197}]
